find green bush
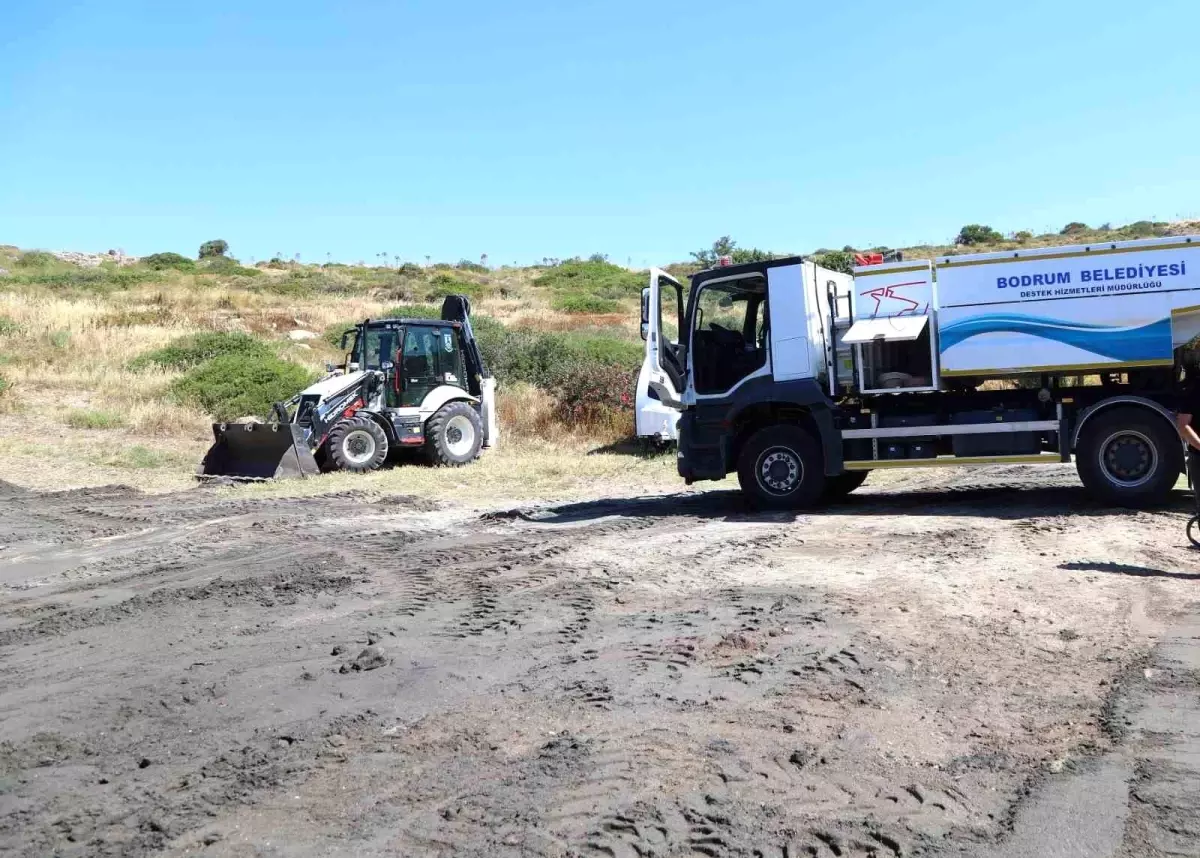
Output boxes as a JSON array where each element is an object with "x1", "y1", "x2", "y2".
[
  {"x1": 689, "y1": 236, "x2": 778, "y2": 268},
  {"x1": 955, "y1": 224, "x2": 1004, "y2": 246},
  {"x1": 1014, "y1": 230, "x2": 1034, "y2": 242},
  {"x1": 473, "y1": 320, "x2": 642, "y2": 389},
  {"x1": 1122, "y1": 220, "x2": 1168, "y2": 238},
  {"x1": 15, "y1": 251, "x2": 57, "y2": 268},
  {"x1": 199, "y1": 256, "x2": 260, "y2": 276},
  {"x1": 0, "y1": 316, "x2": 21, "y2": 336},
  {"x1": 384, "y1": 303, "x2": 442, "y2": 320},
  {"x1": 811, "y1": 249, "x2": 856, "y2": 274},
  {"x1": 11, "y1": 267, "x2": 161, "y2": 293},
  {"x1": 423, "y1": 273, "x2": 481, "y2": 301},
  {"x1": 199, "y1": 239, "x2": 229, "y2": 259},
  {"x1": 533, "y1": 259, "x2": 643, "y2": 300},
  {"x1": 1060, "y1": 222, "x2": 1090, "y2": 235},
  {"x1": 130, "y1": 331, "x2": 272, "y2": 371},
  {"x1": 65, "y1": 408, "x2": 126, "y2": 429},
  {"x1": 553, "y1": 294, "x2": 622, "y2": 314},
  {"x1": 545, "y1": 361, "x2": 635, "y2": 435},
  {"x1": 141, "y1": 252, "x2": 195, "y2": 271},
  {"x1": 171, "y1": 354, "x2": 316, "y2": 421},
  {"x1": 0, "y1": 373, "x2": 10, "y2": 399},
  {"x1": 455, "y1": 259, "x2": 489, "y2": 273}
]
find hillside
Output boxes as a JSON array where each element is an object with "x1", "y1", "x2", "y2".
[{"x1": 0, "y1": 218, "x2": 1196, "y2": 492}]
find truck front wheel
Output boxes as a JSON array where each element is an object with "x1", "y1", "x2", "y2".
[
  {"x1": 1075, "y1": 407, "x2": 1182, "y2": 507},
  {"x1": 737, "y1": 424, "x2": 827, "y2": 510}
]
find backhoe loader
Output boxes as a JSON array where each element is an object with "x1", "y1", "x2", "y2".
[{"x1": 199, "y1": 295, "x2": 498, "y2": 480}]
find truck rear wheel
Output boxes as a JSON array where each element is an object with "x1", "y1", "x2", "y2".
[
  {"x1": 737, "y1": 424, "x2": 826, "y2": 510},
  {"x1": 328, "y1": 416, "x2": 389, "y2": 473},
  {"x1": 1075, "y1": 407, "x2": 1182, "y2": 507}
]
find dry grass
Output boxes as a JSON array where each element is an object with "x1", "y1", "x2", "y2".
[
  {"x1": 0, "y1": 260, "x2": 652, "y2": 501},
  {"x1": 226, "y1": 439, "x2": 680, "y2": 506}
]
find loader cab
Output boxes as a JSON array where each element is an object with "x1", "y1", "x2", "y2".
[{"x1": 343, "y1": 320, "x2": 471, "y2": 408}]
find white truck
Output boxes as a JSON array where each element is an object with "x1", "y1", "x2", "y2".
[{"x1": 640, "y1": 235, "x2": 1200, "y2": 508}]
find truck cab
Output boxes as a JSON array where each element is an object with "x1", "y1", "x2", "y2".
[{"x1": 643, "y1": 257, "x2": 856, "y2": 507}]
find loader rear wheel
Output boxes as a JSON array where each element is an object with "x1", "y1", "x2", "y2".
[
  {"x1": 426, "y1": 402, "x2": 483, "y2": 467},
  {"x1": 328, "y1": 416, "x2": 388, "y2": 473}
]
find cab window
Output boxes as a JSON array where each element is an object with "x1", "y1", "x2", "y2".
[{"x1": 691, "y1": 276, "x2": 768, "y2": 395}]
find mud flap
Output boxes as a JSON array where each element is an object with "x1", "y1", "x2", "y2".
[{"x1": 198, "y1": 423, "x2": 320, "y2": 480}]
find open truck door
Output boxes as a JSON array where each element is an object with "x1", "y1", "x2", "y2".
[{"x1": 635, "y1": 268, "x2": 686, "y2": 443}]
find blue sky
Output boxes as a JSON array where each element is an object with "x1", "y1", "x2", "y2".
[{"x1": 3, "y1": 1, "x2": 1199, "y2": 267}]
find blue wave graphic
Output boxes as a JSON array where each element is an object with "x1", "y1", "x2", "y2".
[{"x1": 939, "y1": 313, "x2": 1171, "y2": 362}]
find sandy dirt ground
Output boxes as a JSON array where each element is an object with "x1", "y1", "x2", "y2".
[{"x1": 1, "y1": 464, "x2": 1199, "y2": 857}]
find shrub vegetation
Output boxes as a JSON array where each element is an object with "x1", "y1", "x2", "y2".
[
  {"x1": 171, "y1": 354, "x2": 315, "y2": 420},
  {"x1": 130, "y1": 331, "x2": 272, "y2": 371}
]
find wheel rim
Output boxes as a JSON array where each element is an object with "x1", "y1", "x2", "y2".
[
  {"x1": 1098, "y1": 429, "x2": 1157, "y2": 488},
  {"x1": 756, "y1": 446, "x2": 802, "y2": 496},
  {"x1": 444, "y1": 415, "x2": 476, "y2": 457},
  {"x1": 341, "y1": 429, "x2": 377, "y2": 465}
]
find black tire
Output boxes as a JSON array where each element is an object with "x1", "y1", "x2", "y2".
[
  {"x1": 425, "y1": 401, "x2": 484, "y2": 467},
  {"x1": 1075, "y1": 406, "x2": 1182, "y2": 507},
  {"x1": 328, "y1": 416, "x2": 389, "y2": 473},
  {"x1": 736, "y1": 424, "x2": 826, "y2": 510},
  {"x1": 824, "y1": 470, "x2": 868, "y2": 502}
]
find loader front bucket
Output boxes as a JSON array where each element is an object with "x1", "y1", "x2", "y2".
[{"x1": 198, "y1": 422, "x2": 320, "y2": 480}]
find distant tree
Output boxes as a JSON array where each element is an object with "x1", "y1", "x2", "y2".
[
  {"x1": 141, "y1": 252, "x2": 195, "y2": 271},
  {"x1": 1014, "y1": 230, "x2": 1033, "y2": 243},
  {"x1": 588, "y1": 253, "x2": 609, "y2": 263},
  {"x1": 1060, "y1": 222, "x2": 1090, "y2": 235},
  {"x1": 1124, "y1": 220, "x2": 1166, "y2": 238},
  {"x1": 198, "y1": 239, "x2": 229, "y2": 259},
  {"x1": 955, "y1": 224, "x2": 1004, "y2": 246},
  {"x1": 690, "y1": 236, "x2": 737, "y2": 267},
  {"x1": 811, "y1": 250, "x2": 856, "y2": 274},
  {"x1": 690, "y1": 236, "x2": 777, "y2": 267}
]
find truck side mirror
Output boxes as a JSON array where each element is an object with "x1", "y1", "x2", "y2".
[{"x1": 640, "y1": 322, "x2": 649, "y2": 341}]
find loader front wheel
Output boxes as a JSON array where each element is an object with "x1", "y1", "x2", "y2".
[
  {"x1": 328, "y1": 416, "x2": 388, "y2": 473},
  {"x1": 426, "y1": 402, "x2": 483, "y2": 466}
]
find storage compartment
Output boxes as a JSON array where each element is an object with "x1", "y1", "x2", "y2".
[
  {"x1": 881, "y1": 414, "x2": 936, "y2": 428},
  {"x1": 951, "y1": 409, "x2": 1041, "y2": 457},
  {"x1": 843, "y1": 439, "x2": 873, "y2": 461},
  {"x1": 857, "y1": 325, "x2": 935, "y2": 392},
  {"x1": 909, "y1": 441, "x2": 936, "y2": 459}
]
